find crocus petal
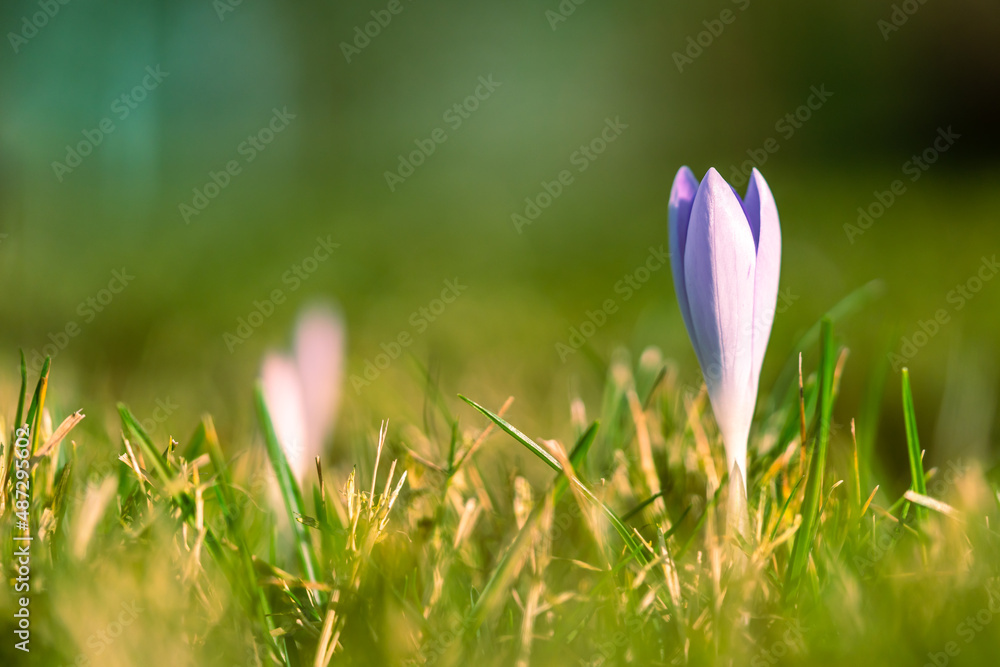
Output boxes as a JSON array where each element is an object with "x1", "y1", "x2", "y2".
[
  {"x1": 683, "y1": 168, "x2": 757, "y2": 478},
  {"x1": 293, "y1": 304, "x2": 346, "y2": 467},
  {"x1": 668, "y1": 166, "x2": 700, "y2": 350},
  {"x1": 261, "y1": 353, "x2": 310, "y2": 482},
  {"x1": 743, "y1": 168, "x2": 782, "y2": 397}
]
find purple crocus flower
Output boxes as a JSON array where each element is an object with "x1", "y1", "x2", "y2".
[{"x1": 668, "y1": 167, "x2": 781, "y2": 489}]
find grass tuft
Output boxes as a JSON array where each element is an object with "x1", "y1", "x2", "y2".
[{"x1": 3, "y1": 320, "x2": 999, "y2": 666}]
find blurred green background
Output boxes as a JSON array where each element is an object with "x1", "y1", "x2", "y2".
[{"x1": 1, "y1": 0, "x2": 998, "y2": 476}]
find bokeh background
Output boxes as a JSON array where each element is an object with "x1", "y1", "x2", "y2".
[{"x1": 2, "y1": 0, "x2": 999, "y2": 481}]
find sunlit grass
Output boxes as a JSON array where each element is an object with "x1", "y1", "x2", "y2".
[{"x1": 2, "y1": 306, "x2": 1000, "y2": 666}]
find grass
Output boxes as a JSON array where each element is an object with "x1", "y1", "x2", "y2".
[{"x1": 2, "y1": 311, "x2": 1000, "y2": 666}]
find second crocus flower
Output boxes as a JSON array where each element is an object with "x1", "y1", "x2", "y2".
[{"x1": 261, "y1": 304, "x2": 347, "y2": 484}]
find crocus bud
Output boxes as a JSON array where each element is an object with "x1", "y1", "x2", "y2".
[
  {"x1": 668, "y1": 166, "x2": 782, "y2": 489},
  {"x1": 261, "y1": 304, "x2": 347, "y2": 483}
]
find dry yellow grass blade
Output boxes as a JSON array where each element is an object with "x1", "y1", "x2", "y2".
[
  {"x1": 71, "y1": 475, "x2": 118, "y2": 560},
  {"x1": 684, "y1": 386, "x2": 719, "y2": 493},
  {"x1": 903, "y1": 490, "x2": 963, "y2": 522},
  {"x1": 627, "y1": 387, "x2": 663, "y2": 517},
  {"x1": 860, "y1": 485, "x2": 880, "y2": 518},
  {"x1": 33, "y1": 409, "x2": 84, "y2": 459}
]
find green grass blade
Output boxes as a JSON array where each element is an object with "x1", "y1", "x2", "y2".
[
  {"x1": 568, "y1": 420, "x2": 599, "y2": 470},
  {"x1": 769, "y1": 475, "x2": 805, "y2": 542},
  {"x1": 458, "y1": 395, "x2": 562, "y2": 473},
  {"x1": 201, "y1": 416, "x2": 280, "y2": 657},
  {"x1": 118, "y1": 403, "x2": 174, "y2": 482},
  {"x1": 448, "y1": 419, "x2": 459, "y2": 472},
  {"x1": 456, "y1": 416, "x2": 608, "y2": 648},
  {"x1": 901, "y1": 368, "x2": 927, "y2": 520},
  {"x1": 621, "y1": 491, "x2": 666, "y2": 523},
  {"x1": 14, "y1": 350, "x2": 27, "y2": 430},
  {"x1": 181, "y1": 419, "x2": 208, "y2": 461},
  {"x1": 254, "y1": 382, "x2": 319, "y2": 587},
  {"x1": 410, "y1": 356, "x2": 457, "y2": 434},
  {"x1": 638, "y1": 359, "x2": 667, "y2": 409},
  {"x1": 857, "y1": 336, "x2": 891, "y2": 491},
  {"x1": 0, "y1": 353, "x2": 29, "y2": 504},
  {"x1": 458, "y1": 395, "x2": 646, "y2": 562},
  {"x1": 118, "y1": 403, "x2": 199, "y2": 524},
  {"x1": 769, "y1": 280, "x2": 882, "y2": 410},
  {"x1": 785, "y1": 318, "x2": 837, "y2": 592},
  {"x1": 676, "y1": 483, "x2": 724, "y2": 560},
  {"x1": 24, "y1": 356, "x2": 51, "y2": 455},
  {"x1": 595, "y1": 350, "x2": 632, "y2": 460},
  {"x1": 663, "y1": 505, "x2": 691, "y2": 540},
  {"x1": 771, "y1": 372, "x2": 818, "y2": 472},
  {"x1": 49, "y1": 457, "x2": 74, "y2": 554}
]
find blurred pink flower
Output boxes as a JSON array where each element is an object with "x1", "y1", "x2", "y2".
[{"x1": 261, "y1": 304, "x2": 346, "y2": 483}]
